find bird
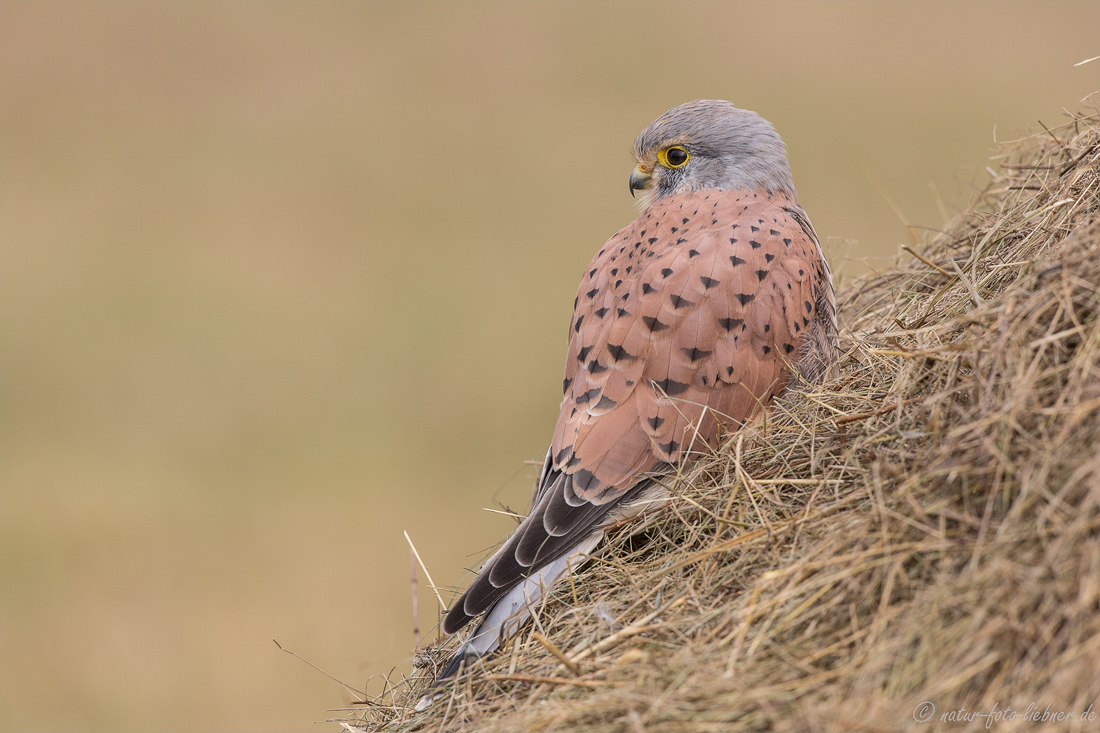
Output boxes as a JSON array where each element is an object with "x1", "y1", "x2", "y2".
[{"x1": 417, "y1": 99, "x2": 836, "y2": 708}]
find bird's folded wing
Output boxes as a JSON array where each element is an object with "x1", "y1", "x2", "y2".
[{"x1": 553, "y1": 190, "x2": 821, "y2": 498}]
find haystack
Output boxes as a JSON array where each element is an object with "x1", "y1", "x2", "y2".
[{"x1": 348, "y1": 104, "x2": 1099, "y2": 732}]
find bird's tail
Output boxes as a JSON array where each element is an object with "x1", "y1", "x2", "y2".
[{"x1": 415, "y1": 530, "x2": 603, "y2": 710}]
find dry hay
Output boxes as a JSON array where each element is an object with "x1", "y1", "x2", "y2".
[{"x1": 347, "y1": 105, "x2": 1100, "y2": 732}]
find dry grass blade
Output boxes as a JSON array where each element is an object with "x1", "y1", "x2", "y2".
[{"x1": 346, "y1": 103, "x2": 1100, "y2": 733}]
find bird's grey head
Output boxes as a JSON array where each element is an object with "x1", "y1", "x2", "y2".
[{"x1": 629, "y1": 99, "x2": 796, "y2": 209}]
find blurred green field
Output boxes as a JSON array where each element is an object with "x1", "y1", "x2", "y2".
[{"x1": 1, "y1": 2, "x2": 1097, "y2": 731}]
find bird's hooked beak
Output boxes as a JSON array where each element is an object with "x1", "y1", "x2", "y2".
[{"x1": 629, "y1": 165, "x2": 652, "y2": 197}]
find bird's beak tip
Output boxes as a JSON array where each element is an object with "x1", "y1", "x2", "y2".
[{"x1": 628, "y1": 165, "x2": 652, "y2": 198}]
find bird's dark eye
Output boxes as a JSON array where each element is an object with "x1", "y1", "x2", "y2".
[{"x1": 662, "y1": 146, "x2": 689, "y2": 168}]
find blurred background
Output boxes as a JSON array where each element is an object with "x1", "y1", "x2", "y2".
[{"x1": 1, "y1": 1, "x2": 1096, "y2": 730}]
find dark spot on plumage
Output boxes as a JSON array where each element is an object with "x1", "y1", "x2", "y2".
[
  {"x1": 719, "y1": 317, "x2": 744, "y2": 331},
  {"x1": 770, "y1": 229, "x2": 780, "y2": 236},
  {"x1": 784, "y1": 343, "x2": 795, "y2": 354},
  {"x1": 573, "y1": 469, "x2": 599, "y2": 492},
  {"x1": 734, "y1": 293, "x2": 755, "y2": 306},
  {"x1": 702, "y1": 375, "x2": 708, "y2": 385},
  {"x1": 606, "y1": 343, "x2": 636, "y2": 362},
  {"x1": 567, "y1": 453, "x2": 581, "y2": 467},
  {"x1": 700, "y1": 276, "x2": 719, "y2": 289},
  {"x1": 750, "y1": 240, "x2": 762, "y2": 249},
  {"x1": 589, "y1": 268, "x2": 597, "y2": 278},
  {"x1": 669, "y1": 294, "x2": 694, "y2": 309},
  {"x1": 712, "y1": 219, "x2": 718, "y2": 225},
  {"x1": 794, "y1": 322, "x2": 801, "y2": 332},
  {"x1": 642, "y1": 315, "x2": 669, "y2": 332},
  {"x1": 555, "y1": 445, "x2": 573, "y2": 465},
  {"x1": 798, "y1": 268, "x2": 804, "y2": 276},
  {"x1": 803, "y1": 316, "x2": 810, "y2": 326},
  {"x1": 682, "y1": 218, "x2": 689, "y2": 224},
  {"x1": 805, "y1": 300, "x2": 813, "y2": 313},
  {"x1": 726, "y1": 366, "x2": 734, "y2": 376},
  {"x1": 625, "y1": 379, "x2": 634, "y2": 386},
  {"x1": 587, "y1": 359, "x2": 606, "y2": 374},
  {"x1": 689, "y1": 249, "x2": 700, "y2": 258},
  {"x1": 756, "y1": 270, "x2": 768, "y2": 281},
  {"x1": 764, "y1": 324, "x2": 770, "y2": 332},
  {"x1": 765, "y1": 253, "x2": 775, "y2": 263},
  {"x1": 625, "y1": 266, "x2": 632, "y2": 273},
  {"x1": 574, "y1": 297, "x2": 578, "y2": 308},
  {"x1": 611, "y1": 268, "x2": 618, "y2": 276},
  {"x1": 615, "y1": 279, "x2": 623, "y2": 288},
  {"x1": 676, "y1": 238, "x2": 687, "y2": 245},
  {"x1": 730, "y1": 255, "x2": 746, "y2": 267},
  {"x1": 670, "y1": 227, "x2": 678, "y2": 233},
  {"x1": 646, "y1": 415, "x2": 665, "y2": 430},
  {"x1": 577, "y1": 345, "x2": 593, "y2": 362},
  {"x1": 617, "y1": 308, "x2": 629, "y2": 317},
  {"x1": 622, "y1": 293, "x2": 630, "y2": 301},
  {"x1": 731, "y1": 224, "x2": 739, "y2": 229},
  {"x1": 730, "y1": 237, "x2": 738, "y2": 244},
  {"x1": 787, "y1": 283, "x2": 792, "y2": 290},
  {"x1": 783, "y1": 238, "x2": 792, "y2": 246},
  {"x1": 750, "y1": 225, "x2": 759, "y2": 232},
  {"x1": 762, "y1": 345, "x2": 771, "y2": 355},
  {"x1": 648, "y1": 237, "x2": 657, "y2": 244},
  {"x1": 639, "y1": 230, "x2": 646, "y2": 236},
  {"x1": 642, "y1": 283, "x2": 654, "y2": 294},
  {"x1": 575, "y1": 387, "x2": 601, "y2": 405},
  {"x1": 659, "y1": 439, "x2": 680, "y2": 454},
  {"x1": 562, "y1": 377, "x2": 572, "y2": 395},
  {"x1": 661, "y1": 268, "x2": 674, "y2": 278},
  {"x1": 574, "y1": 316, "x2": 584, "y2": 332},
  {"x1": 652, "y1": 378, "x2": 688, "y2": 397},
  {"x1": 594, "y1": 395, "x2": 617, "y2": 410},
  {"x1": 594, "y1": 307, "x2": 609, "y2": 318},
  {"x1": 570, "y1": 407, "x2": 577, "y2": 417},
  {"x1": 646, "y1": 251, "x2": 654, "y2": 258},
  {"x1": 586, "y1": 287, "x2": 599, "y2": 299},
  {"x1": 682, "y1": 346, "x2": 712, "y2": 362}
]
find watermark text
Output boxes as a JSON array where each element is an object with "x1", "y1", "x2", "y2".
[{"x1": 913, "y1": 701, "x2": 1096, "y2": 728}]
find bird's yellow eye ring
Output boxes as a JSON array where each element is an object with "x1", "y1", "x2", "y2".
[{"x1": 659, "y1": 146, "x2": 690, "y2": 168}]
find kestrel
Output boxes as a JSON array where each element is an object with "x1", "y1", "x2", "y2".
[{"x1": 419, "y1": 100, "x2": 836, "y2": 705}]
